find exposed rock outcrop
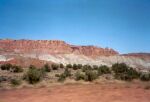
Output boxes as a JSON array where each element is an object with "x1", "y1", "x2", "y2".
[{"x1": 0, "y1": 39, "x2": 118, "y2": 57}]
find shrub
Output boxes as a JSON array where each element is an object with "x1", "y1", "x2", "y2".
[
  {"x1": 63, "y1": 68, "x2": 71, "y2": 77},
  {"x1": 82, "y1": 65, "x2": 92, "y2": 72},
  {"x1": 73, "y1": 64, "x2": 78, "y2": 70},
  {"x1": 93, "y1": 65, "x2": 99, "y2": 70},
  {"x1": 98, "y1": 65, "x2": 111, "y2": 76},
  {"x1": 77, "y1": 64, "x2": 82, "y2": 69},
  {"x1": 24, "y1": 67, "x2": 44, "y2": 84},
  {"x1": 12, "y1": 65, "x2": 23, "y2": 73},
  {"x1": 75, "y1": 71, "x2": 85, "y2": 81},
  {"x1": 58, "y1": 73, "x2": 66, "y2": 82},
  {"x1": 51, "y1": 64, "x2": 59, "y2": 70},
  {"x1": 66, "y1": 64, "x2": 73, "y2": 68},
  {"x1": 1, "y1": 63, "x2": 12, "y2": 70},
  {"x1": 29, "y1": 65, "x2": 36, "y2": 69},
  {"x1": 43, "y1": 63, "x2": 51, "y2": 72},
  {"x1": 60, "y1": 63, "x2": 64, "y2": 68},
  {"x1": 84, "y1": 70, "x2": 98, "y2": 81},
  {"x1": 0, "y1": 76, "x2": 7, "y2": 82},
  {"x1": 140, "y1": 73, "x2": 150, "y2": 81},
  {"x1": 57, "y1": 68, "x2": 71, "y2": 82},
  {"x1": 112, "y1": 63, "x2": 140, "y2": 81},
  {"x1": 11, "y1": 79, "x2": 21, "y2": 86},
  {"x1": 112, "y1": 63, "x2": 129, "y2": 74},
  {"x1": 55, "y1": 74, "x2": 60, "y2": 77}
]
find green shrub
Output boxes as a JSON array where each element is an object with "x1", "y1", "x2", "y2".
[
  {"x1": 98, "y1": 65, "x2": 111, "y2": 76},
  {"x1": 63, "y1": 68, "x2": 71, "y2": 77},
  {"x1": 51, "y1": 64, "x2": 59, "y2": 70},
  {"x1": 57, "y1": 68, "x2": 71, "y2": 82},
  {"x1": 140, "y1": 73, "x2": 150, "y2": 81},
  {"x1": 1, "y1": 63, "x2": 12, "y2": 70},
  {"x1": 73, "y1": 64, "x2": 78, "y2": 70},
  {"x1": 112, "y1": 63, "x2": 140, "y2": 81},
  {"x1": 11, "y1": 79, "x2": 21, "y2": 86},
  {"x1": 59, "y1": 63, "x2": 64, "y2": 68},
  {"x1": 112, "y1": 63, "x2": 129, "y2": 74},
  {"x1": 93, "y1": 65, "x2": 99, "y2": 70},
  {"x1": 66, "y1": 64, "x2": 73, "y2": 68},
  {"x1": 24, "y1": 67, "x2": 44, "y2": 84},
  {"x1": 43, "y1": 63, "x2": 51, "y2": 72},
  {"x1": 55, "y1": 74, "x2": 60, "y2": 77},
  {"x1": 82, "y1": 65, "x2": 92, "y2": 72},
  {"x1": 29, "y1": 65, "x2": 36, "y2": 69},
  {"x1": 12, "y1": 65, "x2": 23, "y2": 73},
  {"x1": 58, "y1": 73, "x2": 66, "y2": 82},
  {"x1": 84, "y1": 70, "x2": 98, "y2": 81},
  {"x1": 75, "y1": 71, "x2": 85, "y2": 81},
  {"x1": 77, "y1": 64, "x2": 82, "y2": 69}
]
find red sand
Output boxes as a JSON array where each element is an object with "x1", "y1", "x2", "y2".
[{"x1": 0, "y1": 84, "x2": 150, "y2": 102}]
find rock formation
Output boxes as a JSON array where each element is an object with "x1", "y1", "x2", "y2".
[{"x1": 0, "y1": 39, "x2": 118, "y2": 57}]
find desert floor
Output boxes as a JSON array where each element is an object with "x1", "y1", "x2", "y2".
[{"x1": 0, "y1": 83, "x2": 150, "y2": 102}]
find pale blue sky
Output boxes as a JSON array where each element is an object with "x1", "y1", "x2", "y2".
[{"x1": 0, "y1": 0, "x2": 150, "y2": 54}]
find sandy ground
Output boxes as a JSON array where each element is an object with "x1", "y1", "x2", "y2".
[{"x1": 0, "y1": 83, "x2": 150, "y2": 102}]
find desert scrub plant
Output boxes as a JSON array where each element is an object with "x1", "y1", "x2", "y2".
[
  {"x1": 93, "y1": 65, "x2": 99, "y2": 70},
  {"x1": 55, "y1": 74, "x2": 60, "y2": 77},
  {"x1": 140, "y1": 73, "x2": 150, "y2": 81},
  {"x1": 112, "y1": 63, "x2": 140, "y2": 81},
  {"x1": 58, "y1": 73, "x2": 66, "y2": 82},
  {"x1": 98, "y1": 65, "x2": 111, "y2": 76},
  {"x1": 73, "y1": 64, "x2": 78, "y2": 70},
  {"x1": 63, "y1": 68, "x2": 71, "y2": 77},
  {"x1": 112, "y1": 63, "x2": 129, "y2": 74},
  {"x1": 11, "y1": 78, "x2": 21, "y2": 86},
  {"x1": 75, "y1": 71, "x2": 85, "y2": 81},
  {"x1": 82, "y1": 65, "x2": 92, "y2": 72},
  {"x1": 24, "y1": 67, "x2": 44, "y2": 84},
  {"x1": 43, "y1": 63, "x2": 51, "y2": 72},
  {"x1": 12, "y1": 65, "x2": 23, "y2": 73},
  {"x1": 29, "y1": 65, "x2": 36, "y2": 69},
  {"x1": 66, "y1": 64, "x2": 73, "y2": 68},
  {"x1": 51, "y1": 64, "x2": 59, "y2": 70},
  {"x1": 59, "y1": 63, "x2": 64, "y2": 68},
  {"x1": 77, "y1": 64, "x2": 82, "y2": 69},
  {"x1": 58, "y1": 68, "x2": 71, "y2": 82},
  {"x1": 84, "y1": 70, "x2": 98, "y2": 81},
  {"x1": 0, "y1": 63, "x2": 12, "y2": 70}
]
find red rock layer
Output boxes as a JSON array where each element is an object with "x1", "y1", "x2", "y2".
[{"x1": 0, "y1": 39, "x2": 119, "y2": 57}]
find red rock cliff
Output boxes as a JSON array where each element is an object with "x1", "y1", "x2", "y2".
[{"x1": 0, "y1": 39, "x2": 119, "y2": 56}]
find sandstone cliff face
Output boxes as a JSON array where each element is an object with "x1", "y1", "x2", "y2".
[
  {"x1": 0, "y1": 39, "x2": 118, "y2": 57},
  {"x1": 1, "y1": 39, "x2": 149, "y2": 69}
]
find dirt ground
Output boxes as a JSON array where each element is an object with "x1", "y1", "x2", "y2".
[{"x1": 0, "y1": 83, "x2": 150, "y2": 102}]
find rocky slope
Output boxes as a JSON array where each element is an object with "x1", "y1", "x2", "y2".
[
  {"x1": 0, "y1": 39, "x2": 150, "y2": 69},
  {"x1": 0, "y1": 39, "x2": 118, "y2": 57}
]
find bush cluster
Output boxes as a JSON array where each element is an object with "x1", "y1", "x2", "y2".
[
  {"x1": 51, "y1": 64, "x2": 59, "y2": 70},
  {"x1": 112, "y1": 63, "x2": 140, "y2": 81},
  {"x1": 58, "y1": 68, "x2": 71, "y2": 82},
  {"x1": 84, "y1": 70, "x2": 98, "y2": 81},
  {"x1": 98, "y1": 65, "x2": 111, "y2": 76},
  {"x1": 43, "y1": 63, "x2": 51, "y2": 72},
  {"x1": 0, "y1": 63, "x2": 23, "y2": 73},
  {"x1": 24, "y1": 66, "x2": 45, "y2": 84},
  {"x1": 140, "y1": 73, "x2": 150, "y2": 81},
  {"x1": 0, "y1": 63, "x2": 12, "y2": 70},
  {"x1": 75, "y1": 71, "x2": 85, "y2": 81},
  {"x1": 11, "y1": 79, "x2": 21, "y2": 86}
]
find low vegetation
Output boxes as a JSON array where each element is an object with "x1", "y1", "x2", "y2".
[
  {"x1": 112, "y1": 63, "x2": 140, "y2": 81},
  {"x1": 11, "y1": 78, "x2": 21, "y2": 86},
  {"x1": 24, "y1": 66, "x2": 45, "y2": 84},
  {"x1": 0, "y1": 62, "x2": 150, "y2": 87}
]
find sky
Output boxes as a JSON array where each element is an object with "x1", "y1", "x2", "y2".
[{"x1": 0, "y1": 0, "x2": 150, "y2": 54}]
